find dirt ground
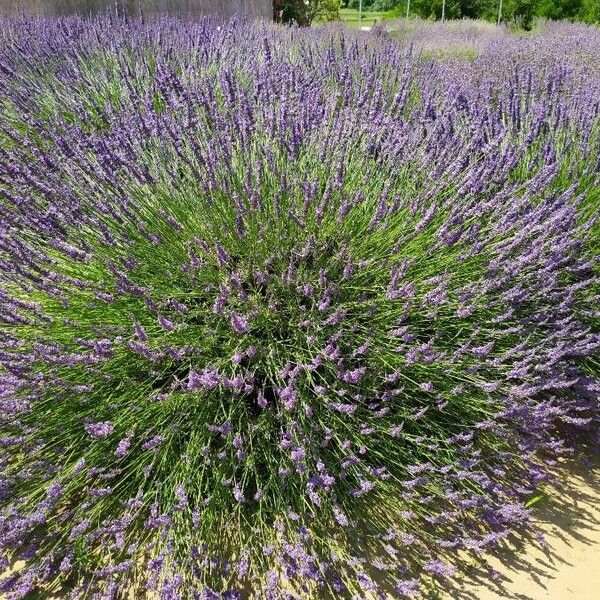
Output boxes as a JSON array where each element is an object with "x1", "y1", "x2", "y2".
[{"x1": 440, "y1": 456, "x2": 600, "y2": 600}]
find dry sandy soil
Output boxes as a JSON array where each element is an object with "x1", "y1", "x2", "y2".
[{"x1": 440, "y1": 456, "x2": 600, "y2": 600}]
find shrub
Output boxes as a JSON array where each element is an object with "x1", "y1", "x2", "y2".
[
  {"x1": 0, "y1": 15, "x2": 598, "y2": 600},
  {"x1": 279, "y1": 0, "x2": 340, "y2": 26}
]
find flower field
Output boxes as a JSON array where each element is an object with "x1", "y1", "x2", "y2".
[{"x1": 0, "y1": 14, "x2": 598, "y2": 600}]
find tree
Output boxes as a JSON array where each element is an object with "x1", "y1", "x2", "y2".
[
  {"x1": 581, "y1": 0, "x2": 600, "y2": 23},
  {"x1": 278, "y1": 0, "x2": 342, "y2": 25},
  {"x1": 315, "y1": 0, "x2": 600, "y2": 24},
  {"x1": 537, "y1": 0, "x2": 581, "y2": 20}
]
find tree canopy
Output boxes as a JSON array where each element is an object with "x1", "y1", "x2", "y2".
[{"x1": 276, "y1": 0, "x2": 600, "y2": 26}]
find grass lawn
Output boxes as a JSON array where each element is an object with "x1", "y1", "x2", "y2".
[{"x1": 316, "y1": 7, "x2": 387, "y2": 28}]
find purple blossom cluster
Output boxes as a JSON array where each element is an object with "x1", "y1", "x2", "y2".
[{"x1": 0, "y1": 13, "x2": 598, "y2": 600}]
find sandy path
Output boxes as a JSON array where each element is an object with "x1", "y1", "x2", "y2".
[{"x1": 441, "y1": 456, "x2": 600, "y2": 600}]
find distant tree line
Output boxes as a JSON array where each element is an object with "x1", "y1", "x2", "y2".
[
  {"x1": 275, "y1": 0, "x2": 599, "y2": 27},
  {"x1": 273, "y1": 0, "x2": 341, "y2": 25},
  {"x1": 346, "y1": 0, "x2": 599, "y2": 26}
]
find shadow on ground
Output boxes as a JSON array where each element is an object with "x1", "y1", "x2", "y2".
[{"x1": 437, "y1": 454, "x2": 600, "y2": 600}]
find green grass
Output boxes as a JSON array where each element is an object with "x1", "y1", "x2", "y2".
[
  {"x1": 316, "y1": 7, "x2": 387, "y2": 28},
  {"x1": 422, "y1": 48, "x2": 479, "y2": 61}
]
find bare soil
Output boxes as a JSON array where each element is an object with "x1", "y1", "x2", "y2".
[{"x1": 440, "y1": 456, "x2": 600, "y2": 600}]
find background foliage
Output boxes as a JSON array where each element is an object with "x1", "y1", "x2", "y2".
[{"x1": 280, "y1": 0, "x2": 600, "y2": 25}]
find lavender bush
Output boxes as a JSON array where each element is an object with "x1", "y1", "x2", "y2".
[{"x1": 0, "y1": 14, "x2": 599, "y2": 600}]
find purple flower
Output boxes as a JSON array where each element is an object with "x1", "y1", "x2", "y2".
[
  {"x1": 331, "y1": 403, "x2": 357, "y2": 415},
  {"x1": 115, "y1": 436, "x2": 132, "y2": 457},
  {"x1": 279, "y1": 386, "x2": 298, "y2": 410},
  {"x1": 215, "y1": 243, "x2": 230, "y2": 267},
  {"x1": 352, "y1": 479, "x2": 375, "y2": 497},
  {"x1": 230, "y1": 313, "x2": 250, "y2": 334},
  {"x1": 133, "y1": 320, "x2": 148, "y2": 341},
  {"x1": 158, "y1": 315, "x2": 175, "y2": 332},
  {"x1": 141, "y1": 435, "x2": 166, "y2": 451},
  {"x1": 341, "y1": 367, "x2": 367, "y2": 385},
  {"x1": 333, "y1": 507, "x2": 349, "y2": 527},
  {"x1": 59, "y1": 555, "x2": 73, "y2": 573},
  {"x1": 188, "y1": 368, "x2": 220, "y2": 391},
  {"x1": 318, "y1": 296, "x2": 332, "y2": 311},
  {"x1": 290, "y1": 446, "x2": 306, "y2": 463},
  {"x1": 257, "y1": 391, "x2": 268, "y2": 408},
  {"x1": 395, "y1": 578, "x2": 420, "y2": 598},
  {"x1": 424, "y1": 559, "x2": 457, "y2": 578},
  {"x1": 69, "y1": 519, "x2": 90, "y2": 541},
  {"x1": 231, "y1": 350, "x2": 244, "y2": 364},
  {"x1": 175, "y1": 485, "x2": 188, "y2": 510},
  {"x1": 471, "y1": 341, "x2": 494, "y2": 357},
  {"x1": 233, "y1": 485, "x2": 245, "y2": 503},
  {"x1": 85, "y1": 421, "x2": 114, "y2": 439}
]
